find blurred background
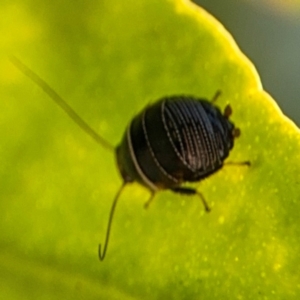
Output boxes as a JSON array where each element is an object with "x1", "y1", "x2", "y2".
[{"x1": 194, "y1": 0, "x2": 300, "y2": 126}]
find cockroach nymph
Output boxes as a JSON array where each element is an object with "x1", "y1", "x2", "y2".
[{"x1": 11, "y1": 57, "x2": 249, "y2": 261}]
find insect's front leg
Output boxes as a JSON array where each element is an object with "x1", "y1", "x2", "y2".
[
  {"x1": 144, "y1": 191, "x2": 155, "y2": 209},
  {"x1": 171, "y1": 187, "x2": 211, "y2": 212}
]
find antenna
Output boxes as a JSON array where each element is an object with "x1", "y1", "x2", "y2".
[
  {"x1": 10, "y1": 56, "x2": 114, "y2": 152},
  {"x1": 98, "y1": 182, "x2": 126, "y2": 261}
]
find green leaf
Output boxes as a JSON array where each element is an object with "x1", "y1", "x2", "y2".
[{"x1": 1, "y1": 0, "x2": 300, "y2": 299}]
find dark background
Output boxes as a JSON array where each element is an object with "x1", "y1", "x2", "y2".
[{"x1": 194, "y1": 0, "x2": 300, "y2": 126}]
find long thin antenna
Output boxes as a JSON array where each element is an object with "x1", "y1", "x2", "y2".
[
  {"x1": 99, "y1": 182, "x2": 126, "y2": 261},
  {"x1": 10, "y1": 56, "x2": 114, "y2": 152}
]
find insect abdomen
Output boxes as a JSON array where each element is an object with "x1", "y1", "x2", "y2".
[
  {"x1": 161, "y1": 97, "x2": 234, "y2": 180},
  {"x1": 116, "y1": 96, "x2": 236, "y2": 191}
]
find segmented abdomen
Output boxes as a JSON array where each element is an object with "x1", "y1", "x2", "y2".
[{"x1": 162, "y1": 97, "x2": 232, "y2": 174}]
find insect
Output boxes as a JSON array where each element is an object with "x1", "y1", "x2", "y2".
[{"x1": 10, "y1": 57, "x2": 249, "y2": 261}]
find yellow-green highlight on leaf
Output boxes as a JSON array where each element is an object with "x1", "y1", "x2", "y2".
[{"x1": 1, "y1": 0, "x2": 300, "y2": 299}]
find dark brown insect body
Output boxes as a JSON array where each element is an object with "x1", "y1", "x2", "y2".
[
  {"x1": 11, "y1": 57, "x2": 247, "y2": 262},
  {"x1": 117, "y1": 96, "x2": 237, "y2": 192}
]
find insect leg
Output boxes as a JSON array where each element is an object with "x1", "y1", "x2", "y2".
[
  {"x1": 210, "y1": 90, "x2": 222, "y2": 104},
  {"x1": 171, "y1": 187, "x2": 211, "y2": 212},
  {"x1": 224, "y1": 161, "x2": 251, "y2": 166},
  {"x1": 143, "y1": 191, "x2": 156, "y2": 209}
]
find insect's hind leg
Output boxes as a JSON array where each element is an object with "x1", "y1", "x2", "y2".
[
  {"x1": 171, "y1": 187, "x2": 211, "y2": 213},
  {"x1": 210, "y1": 90, "x2": 222, "y2": 104},
  {"x1": 224, "y1": 161, "x2": 251, "y2": 167}
]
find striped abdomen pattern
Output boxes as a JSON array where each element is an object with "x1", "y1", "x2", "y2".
[{"x1": 116, "y1": 96, "x2": 236, "y2": 191}]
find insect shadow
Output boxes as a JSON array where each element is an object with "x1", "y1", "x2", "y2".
[{"x1": 10, "y1": 57, "x2": 250, "y2": 261}]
